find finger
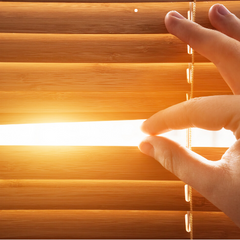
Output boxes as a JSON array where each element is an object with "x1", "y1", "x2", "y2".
[
  {"x1": 141, "y1": 95, "x2": 240, "y2": 140},
  {"x1": 138, "y1": 136, "x2": 228, "y2": 209},
  {"x1": 165, "y1": 11, "x2": 240, "y2": 94},
  {"x1": 208, "y1": 4, "x2": 240, "y2": 41}
]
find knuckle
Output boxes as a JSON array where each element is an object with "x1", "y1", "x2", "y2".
[
  {"x1": 190, "y1": 96, "x2": 204, "y2": 104},
  {"x1": 183, "y1": 97, "x2": 204, "y2": 111},
  {"x1": 182, "y1": 97, "x2": 205, "y2": 125},
  {"x1": 185, "y1": 97, "x2": 205, "y2": 112}
]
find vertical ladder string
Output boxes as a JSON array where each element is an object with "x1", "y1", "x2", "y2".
[{"x1": 185, "y1": 1, "x2": 196, "y2": 239}]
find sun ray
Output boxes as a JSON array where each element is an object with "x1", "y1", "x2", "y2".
[{"x1": 0, "y1": 120, "x2": 235, "y2": 146}]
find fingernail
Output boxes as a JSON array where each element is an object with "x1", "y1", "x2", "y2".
[
  {"x1": 138, "y1": 141, "x2": 154, "y2": 157},
  {"x1": 217, "y1": 4, "x2": 231, "y2": 16},
  {"x1": 167, "y1": 11, "x2": 185, "y2": 20}
]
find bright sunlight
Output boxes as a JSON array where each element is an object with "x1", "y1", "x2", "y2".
[{"x1": 0, "y1": 120, "x2": 236, "y2": 147}]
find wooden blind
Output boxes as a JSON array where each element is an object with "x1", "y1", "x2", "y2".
[{"x1": 1, "y1": 0, "x2": 240, "y2": 238}]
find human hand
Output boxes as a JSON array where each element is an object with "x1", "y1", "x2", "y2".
[{"x1": 138, "y1": 4, "x2": 240, "y2": 227}]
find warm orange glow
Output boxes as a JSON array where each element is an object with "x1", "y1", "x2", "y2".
[{"x1": 0, "y1": 120, "x2": 235, "y2": 146}]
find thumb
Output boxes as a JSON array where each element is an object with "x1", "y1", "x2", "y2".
[{"x1": 139, "y1": 136, "x2": 224, "y2": 198}]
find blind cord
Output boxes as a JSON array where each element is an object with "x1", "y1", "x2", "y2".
[{"x1": 186, "y1": 1, "x2": 196, "y2": 239}]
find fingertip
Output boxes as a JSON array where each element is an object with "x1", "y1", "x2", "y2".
[
  {"x1": 209, "y1": 4, "x2": 232, "y2": 26},
  {"x1": 208, "y1": 4, "x2": 220, "y2": 27},
  {"x1": 165, "y1": 11, "x2": 185, "y2": 20},
  {"x1": 138, "y1": 140, "x2": 154, "y2": 157},
  {"x1": 140, "y1": 120, "x2": 152, "y2": 134},
  {"x1": 140, "y1": 120, "x2": 147, "y2": 131},
  {"x1": 140, "y1": 120, "x2": 158, "y2": 136},
  {"x1": 216, "y1": 4, "x2": 231, "y2": 16},
  {"x1": 140, "y1": 120, "x2": 149, "y2": 135},
  {"x1": 165, "y1": 11, "x2": 186, "y2": 33},
  {"x1": 208, "y1": 4, "x2": 240, "y2": 42}
]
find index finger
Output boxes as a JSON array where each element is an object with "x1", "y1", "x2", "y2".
[
  {"x1": 141, "y1": 95, "x2": 240, "y2": 140},
  {"x1": 165, "y1": 11, "x2": 240, "y2": 94}
]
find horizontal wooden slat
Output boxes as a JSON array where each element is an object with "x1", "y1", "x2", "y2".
[
  {"x1": 194, "y1": 63, "x2": 231, "y2": 93},
  {"x1": 0, "y1": 61, "x2": 231, "y2": 124},
  {"x1": 0, "y1": 146, "x2": 226, "y2": 213},
  {"x1": 192, "y1": 147, "x2": 228, "y2": 160},
  {"x1": 0, "y1": 63, "x2": 190, "y2": 92},
  {"x1": 0, "y1": 91, "x2": 186, "y2": 113},
  {"x1": 1, "y1": 210, "x2": 239, "y2": 238},
  {"x1": 193, "y1": 188, "x2": 219, "y2": 212},
  {"x1": 0, "y1": 179, "x2": 219, "y2": 212},
  {"x1": 2, "y1": 0, "x2": 240, "y2": 3},
  {"x1": 193, "y1": 212, "x2": 240, "y2": 238},
  {"x1": 0, "y1": 2, "x2": 188, "y2": 34},
  {"x1": 0, "y1": 146, "x2": 178, "y2": 180},
  {"x1": 0, "y1": 33, "x2": 207, "y2": 63},
  {"x1": 0, "y1": 210, "x2": 189, "y2": 239},
  {"x1": 0, "y1": 146, "x2": 227, "y2": 180},
  {"x1": 0, "y1": 91, "x2": 233, "y2": 123},
  {"x1": 0, "y1": 180, "x2": 189, "y2": 211},
  {"x1": 0, "y1": 63, "x2": 231, "y2": 93},
  {"x1": 0, "y1": 2, "x2": 239, "y2": 34}
]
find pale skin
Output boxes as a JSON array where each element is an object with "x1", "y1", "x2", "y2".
[{"x1": 138, "y1": 4, "x2": 240, "y2": 227}]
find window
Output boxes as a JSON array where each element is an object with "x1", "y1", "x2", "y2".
[{"x1": 0, "y1": 0, "x2": 240, "y2": 238}]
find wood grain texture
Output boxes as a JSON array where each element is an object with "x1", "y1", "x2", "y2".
[
  {"x1": 0, "y1": 146, "x2": 227, "y2": 180},
  {"x1": 1, "y1": 210, "x2": 240, "y2": 239},
  {"x1": 0, "y1": 146, "x2": 179, "y2": 180},
  {"x1": 0, "y1": 33, "x2": 207, "y2": 63},
  {"x1": 0, "y1": 179, "x2": 219, "y2": 212},
  {"x1": 0, "y1": 180, "x2": 189, "y2": 210},
  {"x1": 0, "y1": 91, "x2": 232, "y2": 123},
  {"x1": 0, "y1": 62, "x2": 231, "y2": 93},
  {"x1": 1, "y1": 0, "x2": 239, "y2": 4},
  {"x1": 192, "y1": 147, "x2": 228, "y2": 160},
  {"x1": 194, "y1": 63, "x2": 231, "y2": 93},
  {"x1": 0, "y1": 2, "x2": 239, "y2": 34},
  {"x1": 0, "y1": 2, "x2": 188, "y2": 34},
  {"x1": 0, "y1": 210, "x2": 189, "y2": 239},
  {"x1": 0, "y1": 61, "x2": 231, "y2": 123},
  {"x1": 0, "y1": 91, "x2": 186, "y2": 113},
  {"x1": 0, "y1": 63, "x2": 190, "y2": 92},
  {"x1": 1, "y1": 0, "x2": 239, "y2": 239},
  {"x1": 194, "y1": 212, "x2": 240, "y2": 238}
]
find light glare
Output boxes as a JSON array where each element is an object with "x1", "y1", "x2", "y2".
[{"x1": 0, "y1": 120, "x2": 236, "y2": 146}]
